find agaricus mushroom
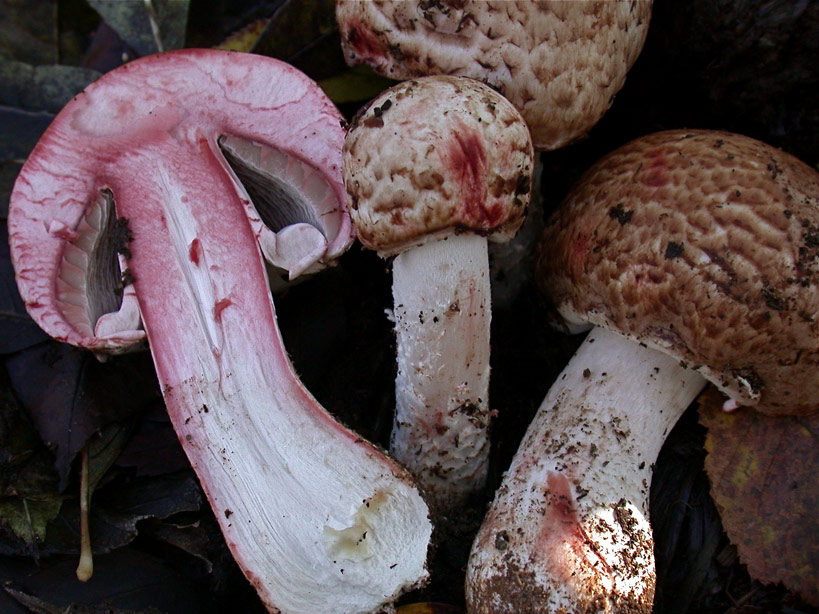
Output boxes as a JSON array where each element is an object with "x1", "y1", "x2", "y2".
[
  {"x1": 335, "y1": 0, "x2": 652, "y2": 151},
  {"x1": 335, "y1": 0, "x2": 652, "y2": 305},
  {"x1": 466, "y1": 129, "x2": 819, "y2": 612},
  {"x1": 342, "y1": 75, "x2": 534, "y2": 512},
  {"x1": 8, "y1": 49, "x2": 432, "y2": 614}
]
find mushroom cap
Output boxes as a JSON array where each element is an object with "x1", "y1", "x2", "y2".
[
  {"x1": 9, "y1": 49, "x2": 351, "y2": 352},
  {"x1": 336, "y1": 0, "x2": 651, "y2": 151},
  {"x1": 537, "y1": 129, "x2": 819, "y2": 416},
  {"x1": 343, "y1": 75, "x2": 533, "y2": 256}
]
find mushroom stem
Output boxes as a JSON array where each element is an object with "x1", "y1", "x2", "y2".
[
  {"x1": 118, "y1": 150, "x2": 429, "y2": 614},
  {"x1": 467, "y1": 327, "x2": 706, "y2": 613},
  {"x1": 8, "y1": 49, "x2": 431, "y2": 614},
  {"x1": 391, "y1": 234, "x2": 491, "y2": 511},
  {"x1": 342, "y1": 76, "x2": 533, "y2": 517},
  {"x1": 76, "y1": 443, "x2": 93, "y2": 583}
]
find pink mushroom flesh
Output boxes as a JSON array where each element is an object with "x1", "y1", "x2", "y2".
[{"x1": 9, "y1": 49, "x2": 430, "y2": 614}]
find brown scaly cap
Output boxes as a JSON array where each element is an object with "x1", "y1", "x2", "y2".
[
  {"x1": 537, "y1": 129, "x2": 819, "y2": 416},
  {"x1": 336, "y1": 0, "x2": 651, "y2": 151},
  {"x1": 343, "y1": 75, "x2": 533, "y2": 256}
]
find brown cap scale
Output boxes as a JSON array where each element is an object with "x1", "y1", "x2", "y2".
[
  {"x1": 9, "y1": 49, "x2": 431, "y2": 614},
  {"x1": 336, "y1": 0, "x2": 652, "y2": 151},
  {"x1": 466, "y1": 130, "x2": 819, "y2": 612},
  {"x1": 344, "y1": 75, "x2": 533, "y2": 512}
]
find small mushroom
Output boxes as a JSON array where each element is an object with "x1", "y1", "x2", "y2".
[
  {"x1": 9, "y1": 49, "x2": 431, "y2": 614},
  {"x1": 466, "y1": 130, "x2": 819, "y2": 612},
  {"x1": 342, "y1": 76, "x2": 534, "y2": 512},
  {"x1": 336, "y1": 0, "x2": 653, "y2": 305}
]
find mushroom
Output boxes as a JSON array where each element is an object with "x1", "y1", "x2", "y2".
[
  {"x1": 335, "y1": 0, "x2": 652, "y2": 151},
  {"x1": 466, "y1": 129, "x2": 819, "y2": 612},
  {"x1": 342, "y1": 75, "x2": 534, "y2": 512},
  {"x1": 8, "y1": 49, "x2": 432, "y2": 614},
  {"x1": 335, "y1": 0, "x2": 652, "y2": 305}
]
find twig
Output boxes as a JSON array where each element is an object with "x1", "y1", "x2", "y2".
[{"x1": 75, "y1": 443, "x2": 93, "y2": 582}]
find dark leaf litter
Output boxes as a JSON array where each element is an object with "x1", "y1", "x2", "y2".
[{"x1": 0, "y1": 0, "x2": 817, "y2": 612}]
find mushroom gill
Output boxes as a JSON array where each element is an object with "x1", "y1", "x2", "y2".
[{"x1": 56, "y1": 189, "x2": 138, "y2": 342}]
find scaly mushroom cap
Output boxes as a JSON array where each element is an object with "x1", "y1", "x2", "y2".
[
  {"x1": 343, "y1": 75, "x2": 533, "y2": 256},
  {"x1": 336, "y1": 0, "x2": 651, "y2": 150},
  {"x1": 537, "y1": 129, "x2": 819, "y2": 416}
]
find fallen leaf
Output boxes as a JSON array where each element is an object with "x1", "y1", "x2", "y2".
[
  {"x1": 41, "y1": 472, "x2": 203, "y2": 557},
  {"x1": 650, "y1": 408, "x2": 723, "y2": 614},
  {"x1": 0, "y1": 110, "x2": 54, "y2": 222},
  {"x1": 139, "y1": 518, "x2": 214, "y2": 574},
  {"x1": 88, "y1": 0, "x2": 189, "y2": 57},
  {"x1": 0, "y1": 547, "x2": 222, "y2": 613},
  {"x1": 0, "y1": 363, "x2": 61, "y2": 558},
  {"x1": 251, "y1": 0, "x2": 346, "y2": 81},
  {"x1": 0, "y1": 0, "x2": 58, "y2": 65},
  {"x1": 699, "y1": 387, "x2": 819, "y2": 606},
  {"x1": 114, "y1": 406, "x2": 190, "y2": 477},
  {"x1": 86, "y1": 422, "x2": 133, "y2": 494},
  {"x1": 4, "y1": 342, "x2": 161, "y2": 490},
  {"x1": 0, "y1": 60, "x2": 101, "y2": 113},
  {"x1": 318, "y1": 65, "x2": 396, "y2": 104},
  {"x1": 0, "y1": 497, "x2": 63, "y2": 548},
  {"x1": 79, "y1": 21, "x2": 133, "y2": 74},
  {"x1": 0, "y1": 366, "x2": 57, "y2": 498},
  {"x1": 213, "y1": 18, "x2": 269, "y2": 52},
  {"x1": 3, "y1": 587, "x2": 161, "y2": 614}
]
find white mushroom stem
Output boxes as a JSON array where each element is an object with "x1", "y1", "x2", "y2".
[
  {"x1": 391, "y1": 234, "x2": 491, "y2": 512},
  {"x1": 467, "y1": 327, "x2": 707, "y2": 613}
]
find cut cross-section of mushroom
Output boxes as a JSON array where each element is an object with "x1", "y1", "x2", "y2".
[
  {"x1": 9, "y1": 49, "x2": 431, "y2": 614},
  {"x1": 343, "y1": 76, "x2": 534, "y2": 514},
  {"x1": 218, "y1": 135, "x2": 348, "y2": 286},
  {"x1": 467, "y1": 129, "x2": 819, "y2": 613},
  {"x1": 55, "y1": 188, "x2": 143, "y2": 350}
]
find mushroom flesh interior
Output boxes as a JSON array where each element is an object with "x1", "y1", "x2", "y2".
[{"x1": 56, "y1": 136, "x2": 342, "y2": 349}]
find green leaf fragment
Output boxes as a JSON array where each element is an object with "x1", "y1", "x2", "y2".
[
  {"x1": 318, "y1": 66, "x2": 396, "y2": 104},
  {"x1": 0, "y1": 496, "x2": 63, "y2": 544}
]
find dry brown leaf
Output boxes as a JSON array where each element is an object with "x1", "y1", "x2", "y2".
[{"x1": 699, "y1": 387, "x2": 819, "y2": 605}]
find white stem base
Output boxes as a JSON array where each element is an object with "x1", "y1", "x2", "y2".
[
  {"x1": 467, "y1": 328, "x2": 706, "y2": 613},
  {"x1": 391, "y1": 234, "x2": 491, "y2": 511}
]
